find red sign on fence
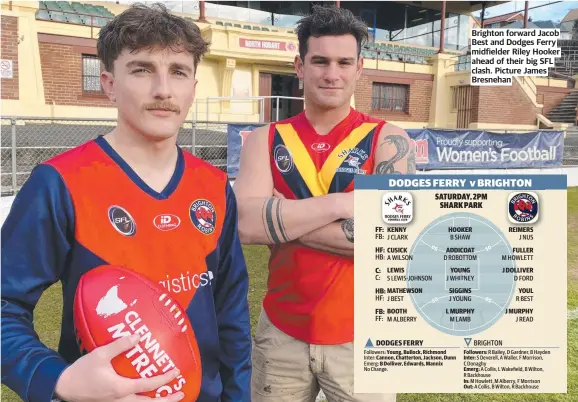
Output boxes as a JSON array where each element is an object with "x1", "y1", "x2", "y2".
[{"x1": 239, "y1": 39, "x2": 297, "y2": 52}]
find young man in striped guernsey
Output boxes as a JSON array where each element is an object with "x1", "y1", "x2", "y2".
[{"x1": 234, "y1": 5, "x2": 415, "y2": 402}]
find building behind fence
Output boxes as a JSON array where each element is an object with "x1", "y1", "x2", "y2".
[{"x1": 2, "y1": 116, "x2": 578, "y2": 196}]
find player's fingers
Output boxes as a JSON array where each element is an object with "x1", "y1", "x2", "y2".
[
  {"x1": 99, "y1": 334, "x2": 140, "y2": 360},
  {"x1": 122, "y1": 392, "x2": 184, "y2": 402},
  {"x1": 127, "y1": 368, "x2": 181, "y2": 394},
  {"x1": 155, "y1": 392, "x2": 185, "y2": 402}
]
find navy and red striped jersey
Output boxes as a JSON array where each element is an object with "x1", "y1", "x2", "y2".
[
  {"x1": 264, "y1": 108, "x2": 385, "y2": 345},
  {"x1": 1, "y1": 136, "x2": 251, "y2": 401}
]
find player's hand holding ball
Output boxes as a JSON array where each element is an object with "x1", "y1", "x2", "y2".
[
  {"x1": 54, "y1": 335, "x2": 184, "y2": 401},
  {"x1": 59, "y1": 265, "x2": 202, "y2": 402}
]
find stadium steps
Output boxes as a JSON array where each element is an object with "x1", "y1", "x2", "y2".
[
  {"x1": 566, "y1": 125, "x2": 578, "y2": 136},
  {"x1": 546, "y1": 90, "x2": 578, "y2": 124}
]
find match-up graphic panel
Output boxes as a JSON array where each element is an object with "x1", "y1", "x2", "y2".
[{"x1": 353, "y1": 175, "x2": 567, "y2": 394}]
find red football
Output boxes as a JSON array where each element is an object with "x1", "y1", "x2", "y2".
[{"x1": 73, "y1": 265, "x2": 202, "y2": 400}]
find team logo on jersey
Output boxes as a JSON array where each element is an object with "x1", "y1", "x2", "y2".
[
  {"x1": 382, "y1": 192, "x2": 413, "y2": 224},
  {"x1": 311, "y1": 142, "x2": 331, "y2": 153},
  {"x1": 336, "y1": 148, "x2": 369, "y2": 175},
  {"x1": 274, "y1": 144, "x2": 294, "y2": 174},
  {"x1": 108, "y1": 206, "x2": 136, "y2": 236},
  {"x1": 508, "y1": 192, "x2": 539, "y2": 224},
  {"x1": 153, "y1": 214, "x2": 181, "y2": 231},
  {"x1": 190, "y1": 199, "x2": 216, "y2": 235}
]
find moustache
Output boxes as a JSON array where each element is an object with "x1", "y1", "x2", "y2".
[{"x1": 144, "y1": 101, "x2": 181, "y2": 114}]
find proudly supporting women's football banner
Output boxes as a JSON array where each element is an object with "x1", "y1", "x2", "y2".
[
  {"x1": 406, "y1": 129, "x2": 564, "y2": 170},
  {"x1": 226, "y1": 125, "x2": 565, "y2": 177}
]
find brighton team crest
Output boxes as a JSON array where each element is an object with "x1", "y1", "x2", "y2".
[
  {"x1": 190, "y1": 199, "x2": 217, "y2": 234},
  {"x1": 508, "y1": 192, "x2": 539, "y2": 224}
]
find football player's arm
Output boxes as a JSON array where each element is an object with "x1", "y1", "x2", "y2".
[
  {"x1": 214, "y1": 181, "x2": 252, "y2": 401},
  {"x1": 268, "y1": 189, "x2": 353, "y2": 257},
  {"x1": 1, "y1": 164, "x2": 72, "y2": 402},
  {"x1": 294, "y1": 124, "x2": 415, "y2": 256},
  {"x1": 234, "y1": 125, "x2": 350, "y2": 245},
  {"x1": 373, "y1": 123, "x2": 416, "y2": 175},
  {"x1": 296, "y1": 218, "x2": 354, "y2": 257}
]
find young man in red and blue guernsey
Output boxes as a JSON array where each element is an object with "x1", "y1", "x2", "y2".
[
  {"x1": 234, "y1": 5, "x2": 415, "y2": 402},
  {"x1": 1, "y1": 4, "x2": 251, "y2": 402}
]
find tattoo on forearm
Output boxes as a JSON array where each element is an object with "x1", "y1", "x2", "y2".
[
  {"x1": 276, "y1": 199, "x2": 289, "y2": 242},
  {"x1": 342, "y1": 218, "x2": 354, "y2": 243},
  {"x1": 262, "y1": 198, "x2": 274, "y2": 243},
  {"x1": 375, "y1": 135, "x2": 410, "y2": 175},
  {"x1": 262, "y1": 198, "x2": 289, "y2": 244}
]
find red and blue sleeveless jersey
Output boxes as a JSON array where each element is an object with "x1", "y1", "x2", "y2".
[
  {"x1": 263, "y1": 107, "x2": 386, "y2": 345},
  {"x1": 1, "y1": 136, "x2": 251, "y2": 401}
]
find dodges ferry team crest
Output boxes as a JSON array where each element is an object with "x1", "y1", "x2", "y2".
[{"x1": 382, "y1": 192, "x2": 414, "y2": 225}]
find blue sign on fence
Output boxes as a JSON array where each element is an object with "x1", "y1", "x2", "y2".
[
  {"x1": 405, "y1": 128, "x2": 565, "y2": 170},
  {"x1": 227, "y1": 124, "x2": 263, "y2": 177},
  {"x1": 226, "y1": 125, "x2": 565, "y2": 177}
]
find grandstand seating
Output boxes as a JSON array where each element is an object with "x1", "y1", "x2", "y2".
[
  {"x1": 36, "y1": 1, "x2": 113, "y2": 27},
  {"x1": 360, "y1": 42, "x2": 466, "y2": 67},
  {"x1": 34, "y1": 1, "x2": 463, "y2": 67}
]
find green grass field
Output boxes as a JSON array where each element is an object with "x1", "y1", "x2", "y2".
[{"x1": 2, "y1": 188, "x2": 577, "y2": 401}]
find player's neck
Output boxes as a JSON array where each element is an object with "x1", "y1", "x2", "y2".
[
  {"x1": 303, "y1": 103, "x2": 351, "y2": 135},
  {"x1": 104, "y1": 124, "x2": 179, "y2": 193}
]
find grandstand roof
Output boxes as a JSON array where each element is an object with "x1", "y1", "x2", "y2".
[
  {"x1": 481, "y1": 11, "x2": 524, "y2": 26},
  {"x1": 500, "y1": 20, "x2": 540, "y2": 29},
  {"x1": 394, "y1": 1, "x2": 508, "y2": 15},
  {"x1": 336, "y1": 1, "x2": 509, "y2": 37}
]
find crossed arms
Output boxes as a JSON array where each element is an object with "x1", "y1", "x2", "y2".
[{"x1": 233, "y1": 123, "x2": 416, "y2": 257}]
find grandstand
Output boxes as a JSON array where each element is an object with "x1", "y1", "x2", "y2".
[
  {"x1": 35, "y1": 0, "x2": 113, "y2": 26},
  {"x1": 1, "y1": 0, "x2": 577, "y2": 195}
]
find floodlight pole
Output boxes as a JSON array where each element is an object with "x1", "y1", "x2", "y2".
[
  {"x1": 439, "y1": 1, "x2": 446, "y2": 53},
  {"x1": 524, "y1": 1, "x2": 529, "y2": 28},
  {"x1": 198, "y1": 1, "x2": 207, "y2": 23}
]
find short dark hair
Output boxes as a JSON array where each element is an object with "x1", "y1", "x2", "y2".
[
  {"x1": 295, "y1": 5, "x2": 368, "y2": 60},
  {"x1": 97, "y1": 2, "x2": 210, "y2": 73}
]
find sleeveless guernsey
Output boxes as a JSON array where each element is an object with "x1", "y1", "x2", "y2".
[{"x1": 263, "y1": 107, "x2": 386, "y2": 344}]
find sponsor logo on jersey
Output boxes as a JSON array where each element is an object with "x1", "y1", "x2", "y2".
[
  {"x1": 508, "y1": 192, "x2": 539, "y2": 224},
  {"x1": 159, "y1": 271, "x2": 215, "y2": 294},
  {"x1": 108, "y1": 206, "x2": 136, "y2": 236},
  {"x1": 153, "y1": 214, "x2": 181, "y2": 231},
  {"x1": 274, "y1": 144, "x2": 294, "y2": 174},
  {"x1": 311, "y1": 142, "x2": 331, "y2": 153},
  {"x1": 382, "y1": 192, "x2": 413, "y2": 224},
  {"x1": 190, "y1": 199, "x2": 216, "y2": 235}
]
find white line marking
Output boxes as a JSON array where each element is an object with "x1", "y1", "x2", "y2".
[{"x1": 568, "y1": 308, "x2": 578, "y2": 320}]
